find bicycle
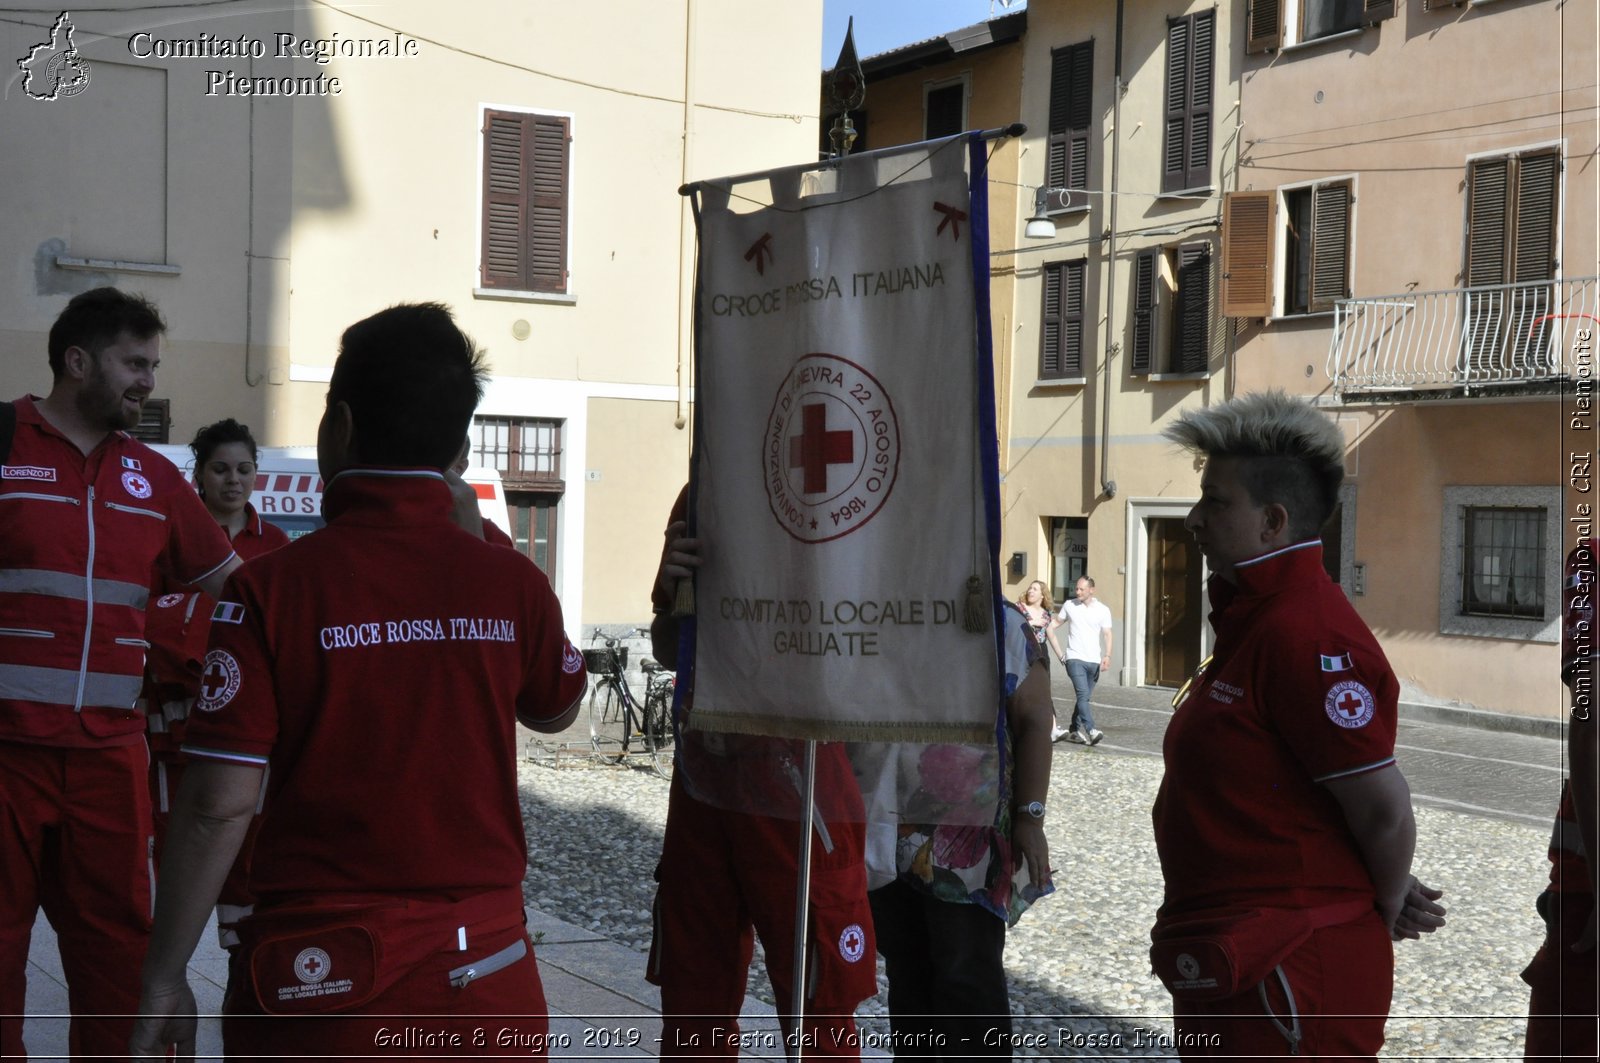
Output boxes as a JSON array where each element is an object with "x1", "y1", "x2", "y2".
[{"x1": 585, "y1": 629, "x2": 673, "y2": 779}]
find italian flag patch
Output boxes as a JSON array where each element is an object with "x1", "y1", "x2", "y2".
[
  {"x1": 1320, "y1": 652, "x2": 1353, "y2": 673},
  {"x1": 212, "y1": 601, "x2": 246, "y2": 625}
]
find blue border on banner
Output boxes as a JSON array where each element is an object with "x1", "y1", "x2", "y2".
[
  {"x1": 968, "y1": 133, "x2": 1009, "y2": 750},
  {"x1": 676, "y1": 192, "x2": 704, "y2": 731}
]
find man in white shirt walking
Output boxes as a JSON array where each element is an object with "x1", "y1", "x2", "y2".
[{"x1": 1053, "y1": 576, "x2": 1114, "y2": 745}]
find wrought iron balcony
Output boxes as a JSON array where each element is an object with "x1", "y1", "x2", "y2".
[{"x1": 1326, "y1": 275, "x2": 1598, "y2": 399}]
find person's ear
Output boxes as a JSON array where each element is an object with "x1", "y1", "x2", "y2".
[
  {"x1": 1262, "y1": 502, "x2": 1291, "y2": 541},
  {"x1": 62, "y1": 345, "x2": 92, "y2": 381}
]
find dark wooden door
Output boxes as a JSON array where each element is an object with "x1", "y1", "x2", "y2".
[{"x1": 1145, "y1": 517, "x2": 1203, "y2": 687}]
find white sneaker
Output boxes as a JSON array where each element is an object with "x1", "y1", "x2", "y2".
[
  {"x1": 1086, "y1": 728, "x2": 1105, "y2": 746},
  {"x1": 1050, "y1": 726, "x2": 1070, "y2": 743}
]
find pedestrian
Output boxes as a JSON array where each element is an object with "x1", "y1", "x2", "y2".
[
  {"x1": 1053, "y1": 576, "x2": 1112, "y2": 745},
  {"x1": 1152, "y1": 390, "x2": 1445, "y2": 1059},
  {"x1": 129, "y1": 303, "x2": 589, "y2": 1059},
  {"x1": 646, "y1": 485, "x2": 880, "y2": 1058},
  {"x1": 0, "y1": 287, "x2": 240, "y2": 1059},
  {"x1": 1016, "y1": 579, "x2": 1063, "y2": 666},
  {"x1": 1521, "y1": 535, "x2": 1598, "y2": 1062},
  {"x1": 143, "y1": 418, "x2": 289, "y2": 948},
  {"x1": 863, "y1": 597, "x2": 1055, "y2": 1058}
]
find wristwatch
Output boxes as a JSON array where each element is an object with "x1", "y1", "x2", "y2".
[{"x1": 1020, "y1": 800, "x2": 1046, "y2": 820}]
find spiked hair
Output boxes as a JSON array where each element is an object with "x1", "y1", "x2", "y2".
[{"x1": 1164, "y1": 390, "x2": 1345, "y2": 541}]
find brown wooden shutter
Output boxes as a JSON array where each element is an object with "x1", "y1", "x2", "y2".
[
  {"x1": 1041, "y1": 264, "x2": 1063, "y2": 377},
  {"x1": 1513, "y1": 152, "x2": 1558, "y2": 283},
  {"x1": 1062, "y1": 260, "x2": 1085, "y2": 376},
  {"x1": 1175, "y1": 243, "x2": 1212, "y2": 372},
  {"x1": 1131, "y1": 250, "x2": 1158, "y2": 374},
  {"x1": 1222, "y1": 191, "x2": 1275, "y2": 318},
  {"x1": 1047, "y1": 41, "x2": 1093, "y2": 210},
  {"x1": 1163, "y1": 12, "x2": 1214, "y2": 194},
  {"x1": 1466, "y1": 157, "x2": 1508, "y2": 288},
  {"x1": 481, "y1": 110, "x2": 528, "y2": 291},
  {"x1": 1247, "y1": 0, "x2": 1283, "y2": 54},
  {"x1": 1363, "y1": 0, "x2": 1396, "y2": 21},
  {"x1": 480, "y1": 110, "x2": 569, "y2": 293},
  {"x1": 1308, "y1": 182, "x2": 1350, "y2": 313}
]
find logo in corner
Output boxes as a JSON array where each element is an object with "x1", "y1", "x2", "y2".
[
  {"x1": 121, "y1": 471, "x2": 152, "y2": 499},
  {"x1": 17, "y1": 12, "x2": 92, "y2": 101},
  {"x1": 562, "y1": 641, "x2": 583, "y2": 675},
  {"x1": 763, "y1": 353, "x2": 900, "y2": 544},
  {"x1": 1325, "y1": 679, "x2": 1376, "y2": 729},
  {"x1": 197, "y1": 649, "x2": 241, "y2": 712},
  {"x1": 838, "y1": 923, "x2": 866, "y2": 963},
  {"x1": 293, "y1": 947, "x2": 331, "y2": 985}
]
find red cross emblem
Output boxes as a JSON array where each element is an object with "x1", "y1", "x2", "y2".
[
  {"x1": 197, "y1": 650, "x2": 241, "y2": 712},
  {"x1": 837, "y1": 922, "x2": 866, "y2": 963},
  {"x1": 788, "y1": 403, "x2": 854, "y2": 494},
  {"x1": 1324, "y1": 680, "x2": 1374, "y2": 729},
  {"x1": 763, "y1": 354, "x2": 900, "y2": 545},
  {"x1": 294, "y1": 947, "x2": 331, "y2": 985}
]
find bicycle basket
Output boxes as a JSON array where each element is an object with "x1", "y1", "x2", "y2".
[{"x1": 582, "y1": 646, "x2": 628, "y2": 674}]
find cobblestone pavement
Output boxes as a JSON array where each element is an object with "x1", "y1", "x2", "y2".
[{"x1": 519, "y1": 678, "x2": 1558, "y2": 1061}]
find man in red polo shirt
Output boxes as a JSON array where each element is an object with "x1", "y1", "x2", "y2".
[
  {"x1": 1153, "y1": 391, "x2": 1444, "y2": 1059},
  {"x1": 0, "y1": 288, "x2": 239, "y2": 1059},
  {"x1": 130, "y1": 303, "x2": 587, "y2": 1059},
  {"x1": 1522, "y1": 535, "x2": 1599, "y2": 1061}
]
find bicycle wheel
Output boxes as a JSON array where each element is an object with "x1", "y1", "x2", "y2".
[
  {"x1": 642, "y1": 687, "x2": 674, "y2": 780},
  {"x1": 588, "y1": 680, "x2": 629, "y2": 758}
]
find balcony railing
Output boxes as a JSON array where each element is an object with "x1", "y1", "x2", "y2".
[{"x1": 1326, "y1": 276, "x2": 1599, "y2": 397}]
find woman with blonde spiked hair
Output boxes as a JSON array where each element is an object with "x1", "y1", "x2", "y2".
[{"x1": 1149, "y1": 390, "x2": 1445, "y2": 1059}]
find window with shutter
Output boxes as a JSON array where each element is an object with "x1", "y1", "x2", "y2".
[
  {"x1": 1163, "y1": 11, "x2": 1214, "y2": 195},
  {"x1": 480, "y1": 109, "x2": 570, "y2": 295},
  {"x1": 925, "y1": 80, "x2": 966, "y2": 140},
  {"x1": 1175, "y1": 243, "x2": 1212, "y2": 372},
  {"x1": 1464, "y1": 150, "x2": 1561, "y2": 372},
  {"x1": 1046, "y1": 41, "x2": 1093, "y2": 212},
  {"x1": 1221, "y1": 191, "x2": 1275, "y2": 318},
  {"x1": 130, "y1": 398, "x2": 170, "y2": 444},
  {"x1": 1279, "y1": 179, "x2": 1351, "y2": 316},
  {"x1": 1247, "y1": 0, "x2": 1283, "y2": 53},
  {"x1": 1131, "y1": 250, "x2": 1158, "y2": 374},
  {"x1": 1040, "y1": 260, "x2": 1086, "y2": 380}
]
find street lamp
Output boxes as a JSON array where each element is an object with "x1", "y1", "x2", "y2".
[{"x1": 1025, "y1": 187, "x2": 1075, "y2": 238}]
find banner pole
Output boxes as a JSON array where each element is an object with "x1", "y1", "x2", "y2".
[{"x1": 788, "y1": 738, "x2": 818, "y2": 1061}]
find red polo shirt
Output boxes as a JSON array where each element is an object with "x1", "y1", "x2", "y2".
[
  {"x1": 183, "y1": 468, "x2": 586, "y2": 902},
  {"x1": 1153, "y1": 540, "x2": 1399, "y2": 919}
]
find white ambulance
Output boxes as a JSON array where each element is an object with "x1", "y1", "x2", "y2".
[{"x1": 149, "y1": 444, "x2": 510, "y2": 540}]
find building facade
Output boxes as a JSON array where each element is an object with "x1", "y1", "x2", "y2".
[
  {"x1": 1223, "y1": 0, "x2": 1597, "y2": 719},
  {"x1": 1, "y1": 0, "x2": 823, "y2": 629}
]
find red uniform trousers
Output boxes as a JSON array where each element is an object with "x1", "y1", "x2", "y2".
[
  {"x1": 648, "y1": 774, "x2": 877, "y2": 1058},
  {"x1": 0, "y1": 741, "x2": 153, "y2": 1060},
  {"x1": 1523, "y1": 890, "x2": 1599, "y2": 1062},
  {"x1": 1172, "y1": 912, "x2": 1392, "y2": 1061},
  {"x1": 222, "y1": 890, "x2": 548, "y2": 1060}
]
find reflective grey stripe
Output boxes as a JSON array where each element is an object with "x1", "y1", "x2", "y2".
[
  {"x1": 1552, "y1": 818, "x2": 1587, "y2": 855},
  {"x1": 0, "y1": 568, "x2": 151, "y2": 609},
  {"x1": 0, "y1": 492, "x2": 78, "y2": 505},
  {"x1": 0, "y1": 628, "x2": 53, "y2": 639},
  {"x1": 447, "y1": 938, "x2": 528, "y2": 988},
  {"x1": 104, "y1": 500, "x2": 166, "y2": 521},
  {"x1": 0, "y1": 663, "x2": 142, "y2": 709}
]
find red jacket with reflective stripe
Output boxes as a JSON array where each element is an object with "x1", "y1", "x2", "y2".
[{"x1": 0, "y1": 396, "x2": 236, "y2": 747}]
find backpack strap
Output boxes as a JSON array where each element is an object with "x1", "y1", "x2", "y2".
[{"x1": 0, "y1": 401, "x2": 14, "y2": 467}]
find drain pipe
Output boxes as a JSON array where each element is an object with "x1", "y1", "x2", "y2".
[{"x1": 1099, "y1": 0, "x2": 1123, "y2": 499}]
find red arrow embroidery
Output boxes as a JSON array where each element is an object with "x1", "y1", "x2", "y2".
[
  {"x1": 744, "y1": 233, "x2": 774, "y2": 275},
  {"x1": 933, "y1": 202, "x2": 967, "y2": 241}
]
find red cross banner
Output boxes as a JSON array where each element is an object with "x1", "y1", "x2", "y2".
[{"x1": 685, "y1": 135, "x2": 1001, "y2": 743}]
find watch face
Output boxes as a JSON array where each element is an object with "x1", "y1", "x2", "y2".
[{"x1": 1025, "y1": 801, "x2": 1045, "y2": 819}]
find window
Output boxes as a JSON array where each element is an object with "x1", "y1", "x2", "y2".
[
  {"x1": 510, "y1": 494, "x2": 558, "y2": 577},
  {"x1": 1246, "y1": 0, "x2": 1394, "y2": 53},
  {"x1": 128, "y1": 399, "x2": 170, "y2": 444},
  {"x1": 470, "y1": 417, "x2": 564, "y2": 487},
  {"x1": 1049, "y1": 516, "x2": 1088, "y2": 603},
  {"x1": 925, "y1": 80, "x2": 965, "y2": 140},
  {"x1": 1220, "y1": 179, "x2": 1351, "y2": 318},
  {"x1": 1439, "y1": 486, "x2": 1561, "y2": 642},
  {"x1": 1131, "y1": 243, "x2": 1212, "y2": 375},
  {"x1": 1162, "y1": 10, "x2": 1214, "y2": 195},
  {"x1": 1461, "y1": 506, "x2": 1546, "y2": 619},
  {"x1": 480, "y1": 109, "x2": 570, "y2": 295},
  {"x1": 1463, "y1": 149, "x2": 1560, "y2": 371},
  {"x1": 1045, "y1": 40, "x2": 1093, "y2": 212},
  {"x1": 1040, "y1": 260, "x2": 1087, "y2": 380}
]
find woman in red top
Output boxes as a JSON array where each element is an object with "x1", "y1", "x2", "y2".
[{"x1": 190, "y1": 418, "x2": 291, "y2": 559}]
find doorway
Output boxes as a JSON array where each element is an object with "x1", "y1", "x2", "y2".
[{"x1": 1144, "y1": 517, "x2": 1203, "y2": 687}]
